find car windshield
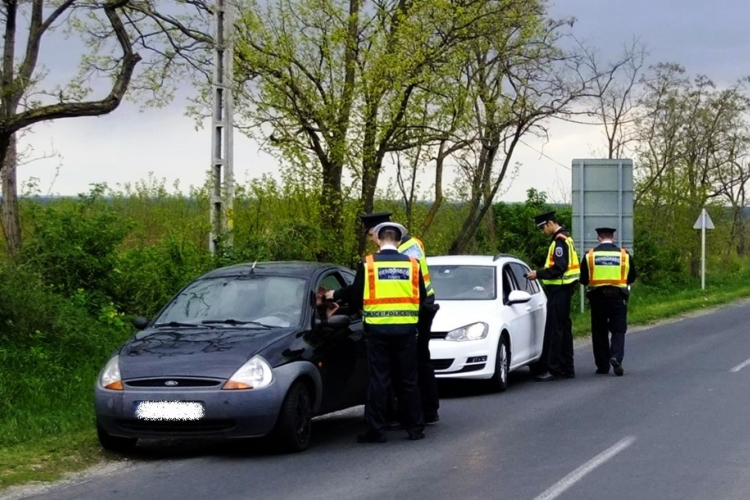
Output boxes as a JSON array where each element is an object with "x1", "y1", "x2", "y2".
[
  {"x1": 155, "y1": 276, "x2": 308, "y2": 328},
  {"x1": 430, "y1": 265, "x2": 497, "y2": 300}
]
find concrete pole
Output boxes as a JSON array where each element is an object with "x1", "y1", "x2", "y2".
[{"x1": 209, "y1": 0, "x2": 235, "y2": 253}]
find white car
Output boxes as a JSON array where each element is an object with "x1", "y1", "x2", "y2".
[{"x1": 427, "y1": 254, "x2": 547, "y2": 392}]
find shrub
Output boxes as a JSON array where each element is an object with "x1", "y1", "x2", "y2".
[{"x1": 20, "y1": 186, "x2": 132, "y2": 313}]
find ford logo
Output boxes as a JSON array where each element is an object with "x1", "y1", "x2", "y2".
[{"x1": 164, "y1": 380, "x2": 179, "y2": 386}]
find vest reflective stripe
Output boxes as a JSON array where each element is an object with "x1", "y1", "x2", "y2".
[
  {"x1": 587, "y1": 248, "x2": 629, "y2": 288},
  {"x1": 363, "y1": 255, "x2": 420, "y2": 325},
  {"x1": 540, "y1": 234, "x2": 580, "y2": 285},
  {"x1": 398, "y1": 236, "x2": 435, "y2": 296}
]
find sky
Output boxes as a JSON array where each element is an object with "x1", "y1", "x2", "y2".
[{"x1": 15, "y1": 0, "x2": 750, "y2": 202}]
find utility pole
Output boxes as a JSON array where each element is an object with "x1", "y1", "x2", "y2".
[{"x1": 209, "y1": 0, "x2": 235, "y2": 254}]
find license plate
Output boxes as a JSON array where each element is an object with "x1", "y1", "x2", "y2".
[{"x1": 135, "y1": 401, "x2": 205, "y2": 421}]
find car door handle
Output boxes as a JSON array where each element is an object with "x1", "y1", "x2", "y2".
[{"x1": 525, "y1": 306, "x2": 532, "y2": 312}]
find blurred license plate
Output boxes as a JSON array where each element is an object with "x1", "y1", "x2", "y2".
[{"x1": 135, "y1": 401, "x2": 205, "y2": 421}]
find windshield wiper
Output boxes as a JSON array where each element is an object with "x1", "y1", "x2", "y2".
[
  {"x1": 202, "y1": 319, "x2": 273, "y2": 328},
  {"x1": 153, "y1": 321, "x2": 209, "y2": 328}
]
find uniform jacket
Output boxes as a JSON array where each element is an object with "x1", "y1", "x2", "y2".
[
  {"x1": 579, "y1": 242, "x2": 638, "y2": 297},
  {"x1": 334, "y1": 249, "x2": 427, "y2": 335},
  {"x1": 536, "y1": 227, "x2": 573, "y2": 288}
]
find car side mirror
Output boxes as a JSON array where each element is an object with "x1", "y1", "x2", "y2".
[
  {"x1": 132, "y1": 316, "x2": 150, "y2": 330},
  {"x1": 315, "y1": 314, "x2": 351, "y2": 329},
  {"x1": 507, "y1": 290, "x2": 532, "y2": 305}
]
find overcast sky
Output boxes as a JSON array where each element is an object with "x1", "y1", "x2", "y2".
[{"x1": 17, "y1": 0, "x2": 750, "y2": 202}]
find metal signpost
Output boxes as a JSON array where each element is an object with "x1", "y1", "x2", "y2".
[
  {"x1": 571, "y1": 159, "x2": 634, "y2": 312},
  {"x1": 693, "y1": 208, "x2": 715, "y2": 290},
  {"x1": 209, "y1": 0, "x2": 235, "y2": 254}
]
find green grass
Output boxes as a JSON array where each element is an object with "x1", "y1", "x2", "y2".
[
  {"x1": 3, "y1": 270, "x2": 750, "y2": 493},
  {"x1": 572, "y1": 268, "x2": 750, "y2": 336},
  {"x1": 0, "y1": 431, "x2": 106, "y2": 491}
]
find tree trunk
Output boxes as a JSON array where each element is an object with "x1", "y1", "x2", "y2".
[
  {"x1": 1, "y1": 133, "x2": 21, "y2": 256},
  {"x1": 318, "y1": 160, "x2": 343, "y2": 262}
]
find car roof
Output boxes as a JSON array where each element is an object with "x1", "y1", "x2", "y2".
[
  {"x1": 200, "y1": 261, "x2": 348, "y2": 279},
  {"x1": 427, "y1": 254, "x2": 528, "y2": 266}
]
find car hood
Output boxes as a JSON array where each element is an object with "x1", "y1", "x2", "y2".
[
  {"x1": 431, "y1": 300, "x2": 500, "y2": 333},
  {"x1": 118, "y1": 327, "x2": 297, "y2": 380}
]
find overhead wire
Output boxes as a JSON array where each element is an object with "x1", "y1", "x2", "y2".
[{"x1": 518, "y1": 139, "x2": 572, "y2": 171}]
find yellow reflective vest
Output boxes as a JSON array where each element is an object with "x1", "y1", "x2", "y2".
[
  {"x1": 540, "y1": 234, "x2": 580, "y2": 286},
  {"x1": 363, "y1": 255, "x2": 421, "y2": 326},
  {"x1": 586, "y1": 248, "x2": 630, "y2": 288},
  {"x1": 398, "y1": 236, "x2": 434, "y2": 297}
]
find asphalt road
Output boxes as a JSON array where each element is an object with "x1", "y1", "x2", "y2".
[{"x1": 8, "y1": 300, "x2": 750, "y2": 500}]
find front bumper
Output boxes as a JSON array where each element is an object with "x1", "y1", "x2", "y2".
[
  {"x1": 95, "y1": 363, "x2": 310, "y2": 440},
  {"x1": 429, "y1": 337, "x2": 498, "y2": 380}
]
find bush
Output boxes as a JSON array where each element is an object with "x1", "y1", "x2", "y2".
[
  {"x1": 21, "y1": 186, "x2": 132, "y2": 313},
  {"x1": 113, "y1": 236, "x2": 213, "y2": 318},
  {"x1": 0, "y1": 265, "x2": 132, "y2": 447}
]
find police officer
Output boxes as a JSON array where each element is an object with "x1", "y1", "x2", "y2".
[
  {"x1": 579, "y1": 227, "x2": 637, "y2": 376},
  {"x1": 330, "y1": 221, "x2": 426, "y2": 442},
  {"x1": 527, "y1": 211, "x2": 580, "y2": 381},
  {"x1": 358, "y1": 212, "x2": 440, "y2": 424}
]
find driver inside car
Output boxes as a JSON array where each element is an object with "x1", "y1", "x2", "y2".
[{"x1": 316, "y1": 287, "x2": 340, "y2": 319}]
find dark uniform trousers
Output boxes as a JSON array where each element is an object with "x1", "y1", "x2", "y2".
[
  {"x1": 589, "y1": 289, "x2": 628, "y2": 370},
  {"x1": 540, "y1": 284, "x2": 575, "y2": 377},
  {"x1": 365, "y1": 331, "x2": 425, "y2": 437},
  {"x1": 416, "y1": 299, "x2": 440, "y2": 418}
]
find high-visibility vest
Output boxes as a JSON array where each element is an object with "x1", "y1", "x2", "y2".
[
  {"x1": 540, "y1": 233, "x2": 580, "y2": 286},
  {"x1": 586, "y1": 248, "x2": 630, "y2": 288},
  {"x1": 363, "y1": 255, "x2": 421, "y2": 326},
  {"x1": 398, "y1": 236, "x2": 434, "y2": 297}
]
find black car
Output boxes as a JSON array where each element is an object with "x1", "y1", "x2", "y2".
[{"x1": 94, "y1": 261, "x2": 368, "y2": 453}]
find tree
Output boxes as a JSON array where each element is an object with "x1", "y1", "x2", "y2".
[
  {"x1": 441, "y1": 14, "x2": 630, "y2": 254},
  {"x1": 634, "y1": 64, "x2": 750, "y2": 273},
  {"x1": 0, "y1": 0, "x2": 213, "y2": 254},
  {"x1": 585, "y1": 39, "x2": 647, "y2": 159},
  {"x1": 232, "y1": 0, "x2": 532, "y2": 257}
]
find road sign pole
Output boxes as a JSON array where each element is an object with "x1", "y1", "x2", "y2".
[
  {"x1": 701, "y1": 212, "x2": 706, "y2": 290},
  {"x1": 693, "y1": 208, "x2": 714, "y2": 291}
]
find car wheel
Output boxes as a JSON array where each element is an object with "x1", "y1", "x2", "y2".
[
  {"x1": 273, "y1": 381, "x2": 313, "y2": 452},
  {"x1": 97, "y1": 424, "x2": 137, "y2": 454},
  {"x1": 487, "y1": 337, "x2": 510, "y2": 393}
]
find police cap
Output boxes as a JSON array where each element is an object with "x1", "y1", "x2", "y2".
[
  {"x1": 372, "y1": 221, "x2": 408, "y2": 241},
  {"x1": 360, "y1": 212, "x2": 392, "y2": 231},
  {"x1": 533, "y1": 210, "x2": 556, "y2": 228},
  {"x1": 595, "y1": 227, "x2": 617, "y2": 235}
]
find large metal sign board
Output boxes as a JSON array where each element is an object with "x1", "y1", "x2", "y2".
[
  {"x1": 572, "y1": 159, "x2": 634, "y2": 313},
  {"x1": 571, "y1": 159, "x2": 634, "y2": 255}
]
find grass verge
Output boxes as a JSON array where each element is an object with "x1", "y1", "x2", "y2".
[
  {"x1": 0, "y1": 431, "x2": 106, "y2": 492},
  {"x1": 4, "y1": 275, "x2": 750, "y2": 493}
]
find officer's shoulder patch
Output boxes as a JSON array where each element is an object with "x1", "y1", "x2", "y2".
[{"x1": 555, "y1": 246, "x2": 564, "y2": 257}]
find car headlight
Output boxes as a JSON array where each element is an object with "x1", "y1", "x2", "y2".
[
  {"x1": 223, "y1": 355, "x2": 274, "y2": 390},
  {"x1": 99, "y1": 355, "x2": 123, "y2": 390},
  {"x1": 445, "y1": 322, "x2": 489, "y2": 341}
]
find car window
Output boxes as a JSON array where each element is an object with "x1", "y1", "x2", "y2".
[
  {"x1": 341, "y1": 271, "x2": 355, "y2": 285},
  {"x1": 155, "y1": 276, "x2": 307, "y2": 328},
  {"x1": 501, "y1": 266, "x2": 516, "y2": 304},
  {"x1": 430, "y1": 265, "x2": 496, "y2": 300},
  {"x1": 319, "y1": 274, "x2": 344, "y2": 293},
  {"x1": 509, "y1": 262, "x2": 540, "y2": 294}
]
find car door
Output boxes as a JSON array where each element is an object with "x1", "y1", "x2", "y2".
[
  {"x1": 501, "y1": 264, "x2": 534, "y2": 366},
  {"x1": 508, "y1": 262, "x2": 546, "y2": 363},
  {"x1": 310, "y1": 271, "x2": 366, "y2": 413}
]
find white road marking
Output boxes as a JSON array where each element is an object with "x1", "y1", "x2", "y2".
[
  {"x1": 532, "y1": 436, "x2": 637, "y2": 500},
  {"x1": 730, "y1": 358, "x2": 750, "y2": 373}
]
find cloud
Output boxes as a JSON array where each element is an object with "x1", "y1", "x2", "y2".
[{"x1": 19, "y1": 100, "x2": 609, "y2": 202}]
